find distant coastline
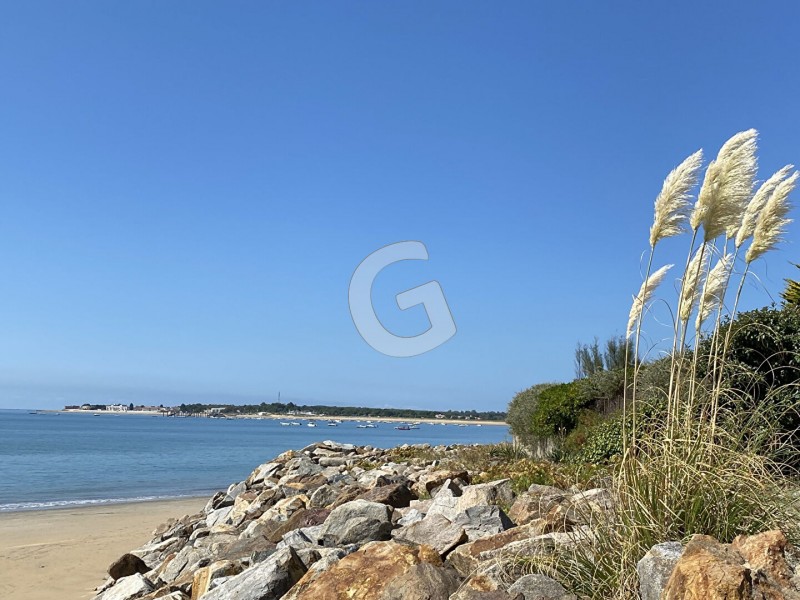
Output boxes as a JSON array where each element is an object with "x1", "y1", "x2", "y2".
[{"x1": 38, "y1": 409, "x2": 506, "y2": 426}]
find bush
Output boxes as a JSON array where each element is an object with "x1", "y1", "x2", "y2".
[
  {"x1": 506, "y1": 383, "x2": 557, "y2": 446},
  {"x1": 530, "y1": 381, "x2": 585, "y2": 438}
]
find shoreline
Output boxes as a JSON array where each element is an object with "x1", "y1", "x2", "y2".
[
  {"x1": 36, "y1": 410, "x2": 507, "y2": 426},
  {"x1": 0, "y1": 493, "x2": 215, "y2": 515},
  {"x1": 0, "y1": 497, "x2": 206, "y2": 600}
]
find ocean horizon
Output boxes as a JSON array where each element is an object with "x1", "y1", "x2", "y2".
[{"x1": 0, "y1": 409, "x2": 509, "y2": 512}]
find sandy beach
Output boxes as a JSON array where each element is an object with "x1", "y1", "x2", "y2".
[{"x1": 0, "y1": 498, "x2": 205, "y2": 600}]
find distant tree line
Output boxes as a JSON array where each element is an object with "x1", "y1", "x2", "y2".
[{"x1": 177, "y1": 401, "x2": 505, "y2": 421}]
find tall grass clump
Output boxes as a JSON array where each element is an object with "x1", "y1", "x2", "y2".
[{"x1": 526, "y1": 131, "x2": 800, "y2": 599}]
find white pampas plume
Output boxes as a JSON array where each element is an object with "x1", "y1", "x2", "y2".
[
  {"x1": 679, "y1": 249, "x2": 708, "y2": 323},
  {"x1": 690, "y1": 129, "x2": 758, "y2": 241},
  {"x1": 735, "y1": 165, "x2": 794, "y2": 248},
  {"x1": 649, "y1": 150, "x2": 704, "y2": 248},
  {"x1": 695, "y1": 254, "x2": 734, "y2": 330},
  {"x1": 746, "y1": 171, "x2": 798, "y2": 263},
  {"x1": 627, "y1": 264, "x2": 673, "y2": 338}
]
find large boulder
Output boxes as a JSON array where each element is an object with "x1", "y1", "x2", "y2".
[
  {"x1": 318, "y1": 499, "x2": 393, "y2": 547},
  {"x1": 392, "y1": 513, "x2": 468, "y2": 557},
  {"x1": 381, "y1": 562, "x2": 460, "y2": 599},
  {"x1": 93, "y1": 573, "x2": 153, "y2": 600},
  {"x1": 357, "y1": 481, "x2": 418, "y2": 508},
  {"x1": 199, "y1": 546, "x2": 307, "y2": 600},
  {"x1": 429, "y1": 480, "x2": 513, "y2": 521},
  {"x1": 453, "y1": 505, "x2": 514, "y2": 541},
  {"x1": 190, "y1": 560, "x2": 243, "y2": 600},
  {"x1": 508, "y1": 487, "x2": 569, "y2": 526},
  {"x1": 108, "y1": 553, "x2": 149, "y2": 580},
  {"x1": 447, "y1": 520, "x2": 554, "y2": 578},
  {"x1": 663, "y1": 531, "x2": 800, "y2": 599},
  {"x1": 507, "y1": 574, "x2": 576, "y2": 599},
  {"x1": 637, "y1": 542, "x2": 683, "y2": 600},
  {"x1": 282, "y1": 540, "x2": 450, "y2": 600}
]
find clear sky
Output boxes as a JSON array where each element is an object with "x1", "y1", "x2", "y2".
[{"x1": 1, "y1": 2, "x2": 799, "y2": 410}]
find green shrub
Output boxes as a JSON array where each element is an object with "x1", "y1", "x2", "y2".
[
  {"x1": 531, "y1": 381, "x2": 586, "y2": 438},
  {"x1": 506, "y1": 383, "x2": 557, "y2": 446}
]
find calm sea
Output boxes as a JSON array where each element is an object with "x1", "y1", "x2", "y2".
[{"x1": 0, "y1": 409, "x2": 509, "y2": 512}]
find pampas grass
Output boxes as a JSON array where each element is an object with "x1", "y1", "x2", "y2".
[
  {"x1": 522, "y1": 130, "x2": 800, "y2": 599},
  {"x1": 649, "y1": 150, "x2": 704, "y2": 248},
  {"x1": 626, "y1": 264, "x2": 673, "y2": 338},
  {"x1": 736, "y1": 165, "x2": 794, "y2": 249},
  {"x1": 691, "y1": 129, "x2": 758, "y2": 241},
  {"x1": 746, "y1": 170, "x2": 798, "y2": 263}
]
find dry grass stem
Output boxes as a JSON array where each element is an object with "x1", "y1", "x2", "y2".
[{"x1": 695, "y1": 254, "x2": 734, "y2": 330}]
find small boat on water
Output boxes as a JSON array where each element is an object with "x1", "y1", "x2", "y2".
[
  {"x1": 307, "y1": 422, "x2": 317, "y2": 427},
  {"x1": 395, "y1": 425, "x2": 411, "y2": 431},
  {"x1": 327, "y1": 422, "x2": 338, "y2": 427}
]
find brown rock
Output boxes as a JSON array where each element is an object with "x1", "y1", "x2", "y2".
[
  {"x1": 283, "y1": 540, "x2": 444, "y2": 600},
  {"x1": 190, "y1": 560, "x2": 242, "y2": 600},
  {"x1": 357, "y1": 482, "x2": 418, "y2": 509},
  {"x1": 663, "y1": 532, "x2": 800, "y2": 600},
  {"x1": 108, "y1": 553, "x2": 149, "y2": 580},
  {"x1": 731, "y1": 529, "x2": 794, "y2": 585},
  {"x1": 508, "y1": 488, "x2": 569, "y2": 526},
  {"x1": 380, "y1": 562, "x2": 460, "y2": 600}
]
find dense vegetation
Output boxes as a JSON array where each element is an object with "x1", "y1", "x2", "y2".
[
  {"x1": 505, "y1": 131, "x2": 800, "y2": 598},
  {"x1": 178, "y1": 401, "x2": 505, "y2": 421}
]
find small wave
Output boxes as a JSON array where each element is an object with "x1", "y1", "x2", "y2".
[{"x1": 0, "y1": 492, "x2": 211, "y2": 513}]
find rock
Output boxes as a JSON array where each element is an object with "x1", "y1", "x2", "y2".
[
  {"x1": 206, "y1": 506, "x2": 233, "y2": 528},
  {"x1": 663, "y1": 531, "x2": 800, "y2": 599},
  {"x1": 508, "y1": 490, "x2": 568, "y2": 526},
  {"x1": 108, "y1": 553, "x2": 149, "y2": 580},
  {"x1": 282, "y1": 540, "x2": 446, "y2": 600},
  {"x1": 381, "y1": 562, "x2": 461, "y2": 599},
  {"x1": 397, "y1": 508, "x2": 426, "y2": 527},
  {"x1": 356, "y1": 481, "x2": 418, "y2": 508},
  {"x1": 507, "y1": 574, "x2": 576, "y2": 599},
  {"x1": 318, "y1": 499, "x2": 393, "y2": 547},
  {"x1": 190, "y1": 560, "x2": 242, "y2": 600},
  {"x1": 199, "y1": 546, "x2": 307, "y2": 600},
  {"x1": 453, "y1": 505, "x2": 514, "y2": 541},
  {"x1": 309, "y1": 485, "x2": 340, "y2": 509},
  {"x1": 265, "y1": 508, "x2": 330, "y2": 543},
  {"x1": 248, "y1": 462, "x2": 282, "y2": 486},
  {"x1": 479, "y1": 530, "x2": 588, "y2": 564},
  {"x1": 637, "y1": 542, "x2": 683, "y2": 600},
  {"x1": 458, "y1": 480, "x2": 514, "y2": 511},
  {"x1": 159, "y1": 545, "x2": 211, "y2": 584},
  {"x1": 565, "y1": 488, "x2": 613, "y2": 525},
  {"x1": 449, "y1": 572, "x2": 508, "y2": 600},
  {"x1": 429, "y1": 481, "x2": 513, "y2": 521},
  {"x1": 415, "y1": 469, "x2": 470, "y2": 496},
  {"x1": 94, "y1": 573, "x2": 153, "y2": 600},
  {"x1": 392, "y1": 513, "x2": 468, "y2": 557},
  {"x1": 447, "y1": 521, "x2": 552, "y2": 578}
]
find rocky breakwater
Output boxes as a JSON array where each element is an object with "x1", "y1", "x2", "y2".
[{"x1": 93, "y1": 441, "x2": 605, "y2": 600}]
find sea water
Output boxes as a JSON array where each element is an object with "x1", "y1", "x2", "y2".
[{"x1": 0, "y1": 409, "x2": 509, "y2": 511}]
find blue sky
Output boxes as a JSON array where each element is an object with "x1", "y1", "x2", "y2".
[{"x1": 1, "y1": 2, "x2": 799, "y2": 410}]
